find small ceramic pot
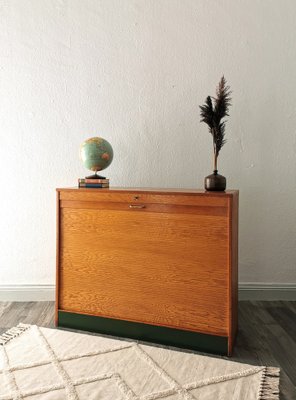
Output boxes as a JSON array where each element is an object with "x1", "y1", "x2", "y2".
[{"x1": 204, "y1": 170, "x2": 226, "y2": 191}]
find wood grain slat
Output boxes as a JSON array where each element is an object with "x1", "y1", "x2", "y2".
[
  {"x1": 60, "y1": 200, "x2": 228, "y2": 217},
  {"x1": 57, "y1": 187, "x2": 238, "y2": 195},
  {"x1": 58, "y1": 190, "x2": 229, "y2": 208},
  {"x1": 59, "y1": 208, "x2": 229, "y2": 336}
]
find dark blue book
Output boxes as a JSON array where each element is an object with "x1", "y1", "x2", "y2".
[{"x1": 79, "y1": 183, "x2": 109, "y2": 188}]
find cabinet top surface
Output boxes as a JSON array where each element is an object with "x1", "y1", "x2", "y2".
[{"x1": 57, "y1": 187, "x2": 238, "y2": 197}]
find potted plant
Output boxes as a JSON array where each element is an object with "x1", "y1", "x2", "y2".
[{"x1": 200, "y1": 76, "x2": 232, "y2": 191}]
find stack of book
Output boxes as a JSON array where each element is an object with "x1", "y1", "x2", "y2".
[{"x1": 78, "y1": 178, "x2": 109, "y2": 188}]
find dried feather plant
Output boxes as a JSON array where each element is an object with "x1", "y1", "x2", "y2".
[{"x1": 199, "y1": 76, "x2": 232, "y2": 171}]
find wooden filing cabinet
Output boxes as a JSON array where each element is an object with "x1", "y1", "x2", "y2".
[{"x1": 56, "y1": 187, "x2": 238, "y2": 355}]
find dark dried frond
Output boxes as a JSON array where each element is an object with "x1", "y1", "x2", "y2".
[
  {"x1": 214, "y1": 76, "x2": 232, "y2": 123},
  {"x1": 215, "y1": 121, "x2": 226, "y2": 153},
  {"x1": 199, "y1": 96, "x2": 214, "y2": 129},
  {"x1": 199, "y1": 76, "x2": 232, "y2": 156}
]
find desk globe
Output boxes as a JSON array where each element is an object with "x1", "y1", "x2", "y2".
[{"x1": 80, "y1": 137, "x2": 113, "y2": 179}]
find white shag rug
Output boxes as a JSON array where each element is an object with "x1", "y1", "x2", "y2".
[{"x1": 0, "y1": 324, "x2": 279, "y2": 400}]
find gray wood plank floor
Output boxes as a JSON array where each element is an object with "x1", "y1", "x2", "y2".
[{"x1": 0, "y1": 301, "x2": 295, "y2": 399}]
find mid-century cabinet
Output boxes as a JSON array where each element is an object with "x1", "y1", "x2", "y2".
[{"x1": 56, "y1": 188, "x2": 238, "y2": 355}]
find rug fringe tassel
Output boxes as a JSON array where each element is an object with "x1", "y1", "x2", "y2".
[
  {"x1": 259, "y1": 366, "x2": 280, "y2": 400},
  {"x1": 0, "y1": 323, "x2": 31, "y2": 346}
]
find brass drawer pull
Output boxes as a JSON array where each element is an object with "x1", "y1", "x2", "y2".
[{"x1": 129, "y1": 204, "x2": 146, "y2": 209}]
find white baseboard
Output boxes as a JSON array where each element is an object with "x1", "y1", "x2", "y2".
[
  {"x1": 0, "y1": 285, "x2": 55, "y2": 302},
  {"x1": 238, "y1": 283, "x2": 296, "y2": 301},
  {"x1": 0, "y1": 284, "x2": 295, "y2": 302}
]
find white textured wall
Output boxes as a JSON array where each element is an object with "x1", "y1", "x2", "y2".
[{"x1": 0, "y1": 0, "x2": 295, "y2": 286}]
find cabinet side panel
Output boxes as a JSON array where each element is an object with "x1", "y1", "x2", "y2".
[
  {"x1": 228, "y1": 193, "x2": 239, "y2": 355},
  {"x1": 55, "y1": 191, "x2": 60, "y2": 326},
  {"x1": 59, "y1": 206, "x2": 229, "y2": 336}
]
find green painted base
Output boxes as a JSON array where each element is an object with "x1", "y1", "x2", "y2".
[{"x1": 58, "y1": 311, "x2": 229, "y2": 355}]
